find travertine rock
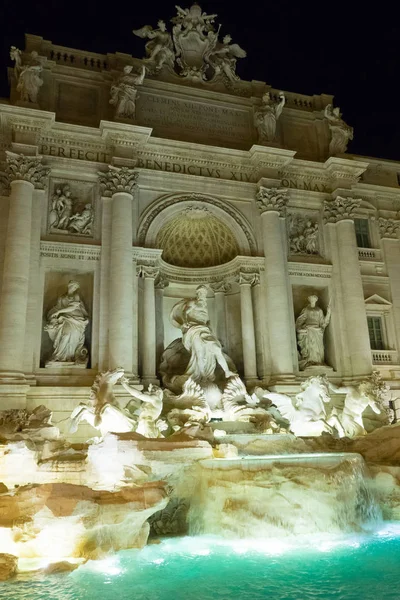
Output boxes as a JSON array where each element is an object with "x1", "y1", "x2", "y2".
[
  {"x1": 0, "y1": 481, "x2": 168, "y2": 562},
  {"x1": 0, "y1": 553, "x2": 18, "y2": 581}
]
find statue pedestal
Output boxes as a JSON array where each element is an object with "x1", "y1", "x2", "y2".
[
  {"x1": 45, "y1": 360, "x2": 88, "y2": 369},
  {"x1": 300, "y1": 365, "x2": 334, "y2": 376}
]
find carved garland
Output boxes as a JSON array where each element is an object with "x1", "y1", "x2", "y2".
[{"x1": 137, "y1": 192, "x2": 257, "y2": 253}]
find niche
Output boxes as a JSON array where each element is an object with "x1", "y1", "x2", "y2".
[{"x1": 40, "y1": 271, "x2": 93, "y2": 368}]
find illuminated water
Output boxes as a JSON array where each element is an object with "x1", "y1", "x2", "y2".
[{"x1": 2, "y1": 524, "x2": 400, "y2": 600}]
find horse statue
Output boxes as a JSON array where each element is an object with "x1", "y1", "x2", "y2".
[
  {"x1": 221, "y1": 376, "x2": 283, "y2": 433},
  {"x1": 327, "y1": 372, "x2": 389, "y2": 437},
  {"x1": 69, "y1": 368, "x2": 136, "y2": 437},
  {"x1": 262, "y1": 375, "x2": 339, "y2": 437}
]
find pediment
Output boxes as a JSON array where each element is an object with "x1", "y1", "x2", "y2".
[{"x1": 365, "y1": 294, "x2": 392, "y2": 306}]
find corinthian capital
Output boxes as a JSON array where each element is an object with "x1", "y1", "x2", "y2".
[
  {"x1": 238, "y1": 272, "x2": 258, "y2": 286},
  {"x1": 378, "y1": 217, "x2": 400, "y2": 239},
  {"x1": 140, "y1": 265, "x2": 159, "y2": 279},
  {"x1": 5, "y1": 151, "x2": 50, "y2": 189},
  {"x1": 98, "y1": 165, "x2": 138, "y2": 197},
  {"x1": 256, "y1": 187, "x2": 288, "y2": 217},
  {"x1": 323, "y1": 196, "x2": 361, "y2": 224}
]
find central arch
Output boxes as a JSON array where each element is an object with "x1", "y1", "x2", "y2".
[{"x1": 137, "y1": 192, "x2": 257, "y2": 256}]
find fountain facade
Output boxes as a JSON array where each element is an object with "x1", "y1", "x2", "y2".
[{"x1": 1, "y1": 1, "x2": 400, "y2": 584}]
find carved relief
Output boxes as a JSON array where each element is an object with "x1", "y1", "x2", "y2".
[
  {"x1": 323, "y1": 196, "x2": 361, "y2": 224},
  {"x1": 288, "y1": 213, "x2": 319, "y2": 255},
  {"x1": 378, "y1": 218, "x2": 400, "y2": 239},
  {"x1": 256, "y1": 187, "x2": 288, "y2": 216},
  {"x1": 48, "y1": 182, "x2": 95, "y2": 236}
]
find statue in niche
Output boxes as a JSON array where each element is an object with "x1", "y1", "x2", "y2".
[
  {"x1": 324, "y1": 103, "x2": 354, "y2": 155},
  {"x1": 48, "y1": 184, "x2": 94, "y2": 236},
  {"x1": 254, "y1": 92, "x2": 285, "y2": 143},
  {"x1": 133, "y1": 20, "x2": 175, "y2": 72},
  {"x1": 206, "y1": 34, "x2": 246, "y2": 82},
  {"x1": 120, "y1": 378, "x2": 167, "y2": 438},
  {"x1": 295, "y1": 295, "x2": 331, "y2": 370},
  {"x1": 10, "y1": 46, "x2": 44, "y2": 103},
  {"x1": 109, "y1": 65, "x2": 146, "y2": 120},
  {"x1": 288, "y1": 214, "x2": 319, "y2": 255},
  {"x1": 44, "y1": 280, "x2": 89, "y2": 367},
  {"x1": 70, "y1": 368, "x2": 137, "y2": 437},
  {"x1": 170, "y1": 284, "x2": 236, "y2": 383}
]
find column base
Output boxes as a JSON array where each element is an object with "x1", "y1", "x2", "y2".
[
  {"x1": 0, "y1": 383, "x2": 30, "y2": 409},
  {"x1": 244, "y1": 377, "x2": 261, "y2": 390}
]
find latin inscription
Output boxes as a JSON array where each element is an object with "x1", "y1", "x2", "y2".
[
  {"x1": 39, "y1": 145, "x2": 110, "y2": 163},
  {"x1": 41, "y1": 251, "x2": 99, "y2": 261},
  {"x1": 136, "y1": 92, "x2": 251, "y2": 142}
]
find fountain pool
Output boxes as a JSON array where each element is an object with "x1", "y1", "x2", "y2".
[{"x1": 3, "y1": 524, "x2": 400, "y2": 600}]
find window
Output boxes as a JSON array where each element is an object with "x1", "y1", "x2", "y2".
[
  {"x1": 367, "y1": 316, "x2": 384, "y2": 350},
  {"x1": 354, "y1": 218, "x2": 371, "y2": 248}
]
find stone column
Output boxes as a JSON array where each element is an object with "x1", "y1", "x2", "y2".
[
  {"x1": 141, "y1": 266, "x2": 159, "y2": 385},
  {"x1": 239, "y1": 272, "x2": 258, "y2": 383},
  {"x1": 0, "y1": 152, "x2": 49, "y2": 379},
  {"x1": 210, "y1": 280, "x2": 228, "y2": 351},
  {"x1": 256, "y1": 187, "x2": 294, "y2": 379},
  {"x1": 378, "y1": 218, "x2": 400, "y2": 353},
  {"x1": 99, "y1": 166, "x2": 138, "y2": 373},
  {"x1": 155, "y1": 275, "x2": 168, "y2": 371},
  {"x1": 324, "y1": 196, "x2": 372, "y2": 377}
]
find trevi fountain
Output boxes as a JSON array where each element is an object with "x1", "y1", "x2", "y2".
[{"x1": 1, "y1": 4, "x2": 400, "y2": 599}]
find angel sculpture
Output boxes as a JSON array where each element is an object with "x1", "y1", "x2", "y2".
[
  {"x1": 10, "y1": 47, "x2": 44, "y2": 103},
  {"x1": 206, "y1": 34, "x2": 246, "y2": 82},
  {"x1": 324, "y1": 103, "x2": 354, "y2": 155},
  {"x1": 133, "y1": 20, "x2": 175, "y2": 72}
]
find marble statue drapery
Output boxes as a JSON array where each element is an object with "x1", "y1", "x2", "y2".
[
  {"x1": 45, "y1": 281, "x2": 89, "y2": 365},
  {"x1": 296, "y1": 295, "x2": 331, "y2": 370}
]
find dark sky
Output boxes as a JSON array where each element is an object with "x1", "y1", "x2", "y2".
[{"x1": 1, "y1": 0, "x2": 399, "y2": 161}]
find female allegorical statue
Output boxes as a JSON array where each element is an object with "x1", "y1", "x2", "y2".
[
  {"x1": 295, "y1": 295, "x2": 331, "y2": 370},
  {"x1": 44, "y1": 280, "x2": 89, "y2": 366}
]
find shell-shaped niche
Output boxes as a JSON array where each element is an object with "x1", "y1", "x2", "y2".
[{"x1": 156, "y1": 207, "x2": 239, "y2": 268}]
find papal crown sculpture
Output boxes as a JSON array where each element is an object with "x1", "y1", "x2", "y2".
[{"x1": 133, "y1": 4, "x2": 247, "y2": 84}]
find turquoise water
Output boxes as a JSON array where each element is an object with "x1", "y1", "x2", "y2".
[{"x1": 2, "y1": 524, "x2": 400, "y2": 600}]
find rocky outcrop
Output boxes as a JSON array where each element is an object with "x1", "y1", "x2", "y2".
[
  {"x1": 0, "y1": 481, "x2": 168, "y2": 561},
  {"x1": 0, "y1": 553, "x2": 18, "y2": 581}
]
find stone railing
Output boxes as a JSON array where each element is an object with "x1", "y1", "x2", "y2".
[
  {"x1": 25, "y1": 35, "x2": 109, "y2": 71},
  {"x1": 358, "y1": 248, "x2": 381, "y2": 261},
  {"x1": 371, "y1": 350, "x2": 399, "y2": 364}
]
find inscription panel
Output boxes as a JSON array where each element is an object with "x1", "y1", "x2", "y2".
[{"x1": 137, "y1": 91, "x2": 252, "y2": 145}]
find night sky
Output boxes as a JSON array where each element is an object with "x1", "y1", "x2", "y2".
[{"x1": 0, "y1": 0, "x2": 399, "y2": 161}]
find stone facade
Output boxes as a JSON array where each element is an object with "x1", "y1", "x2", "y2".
[{"x1": 1, "y1": 11, "x2": 400, "y2": 431}]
